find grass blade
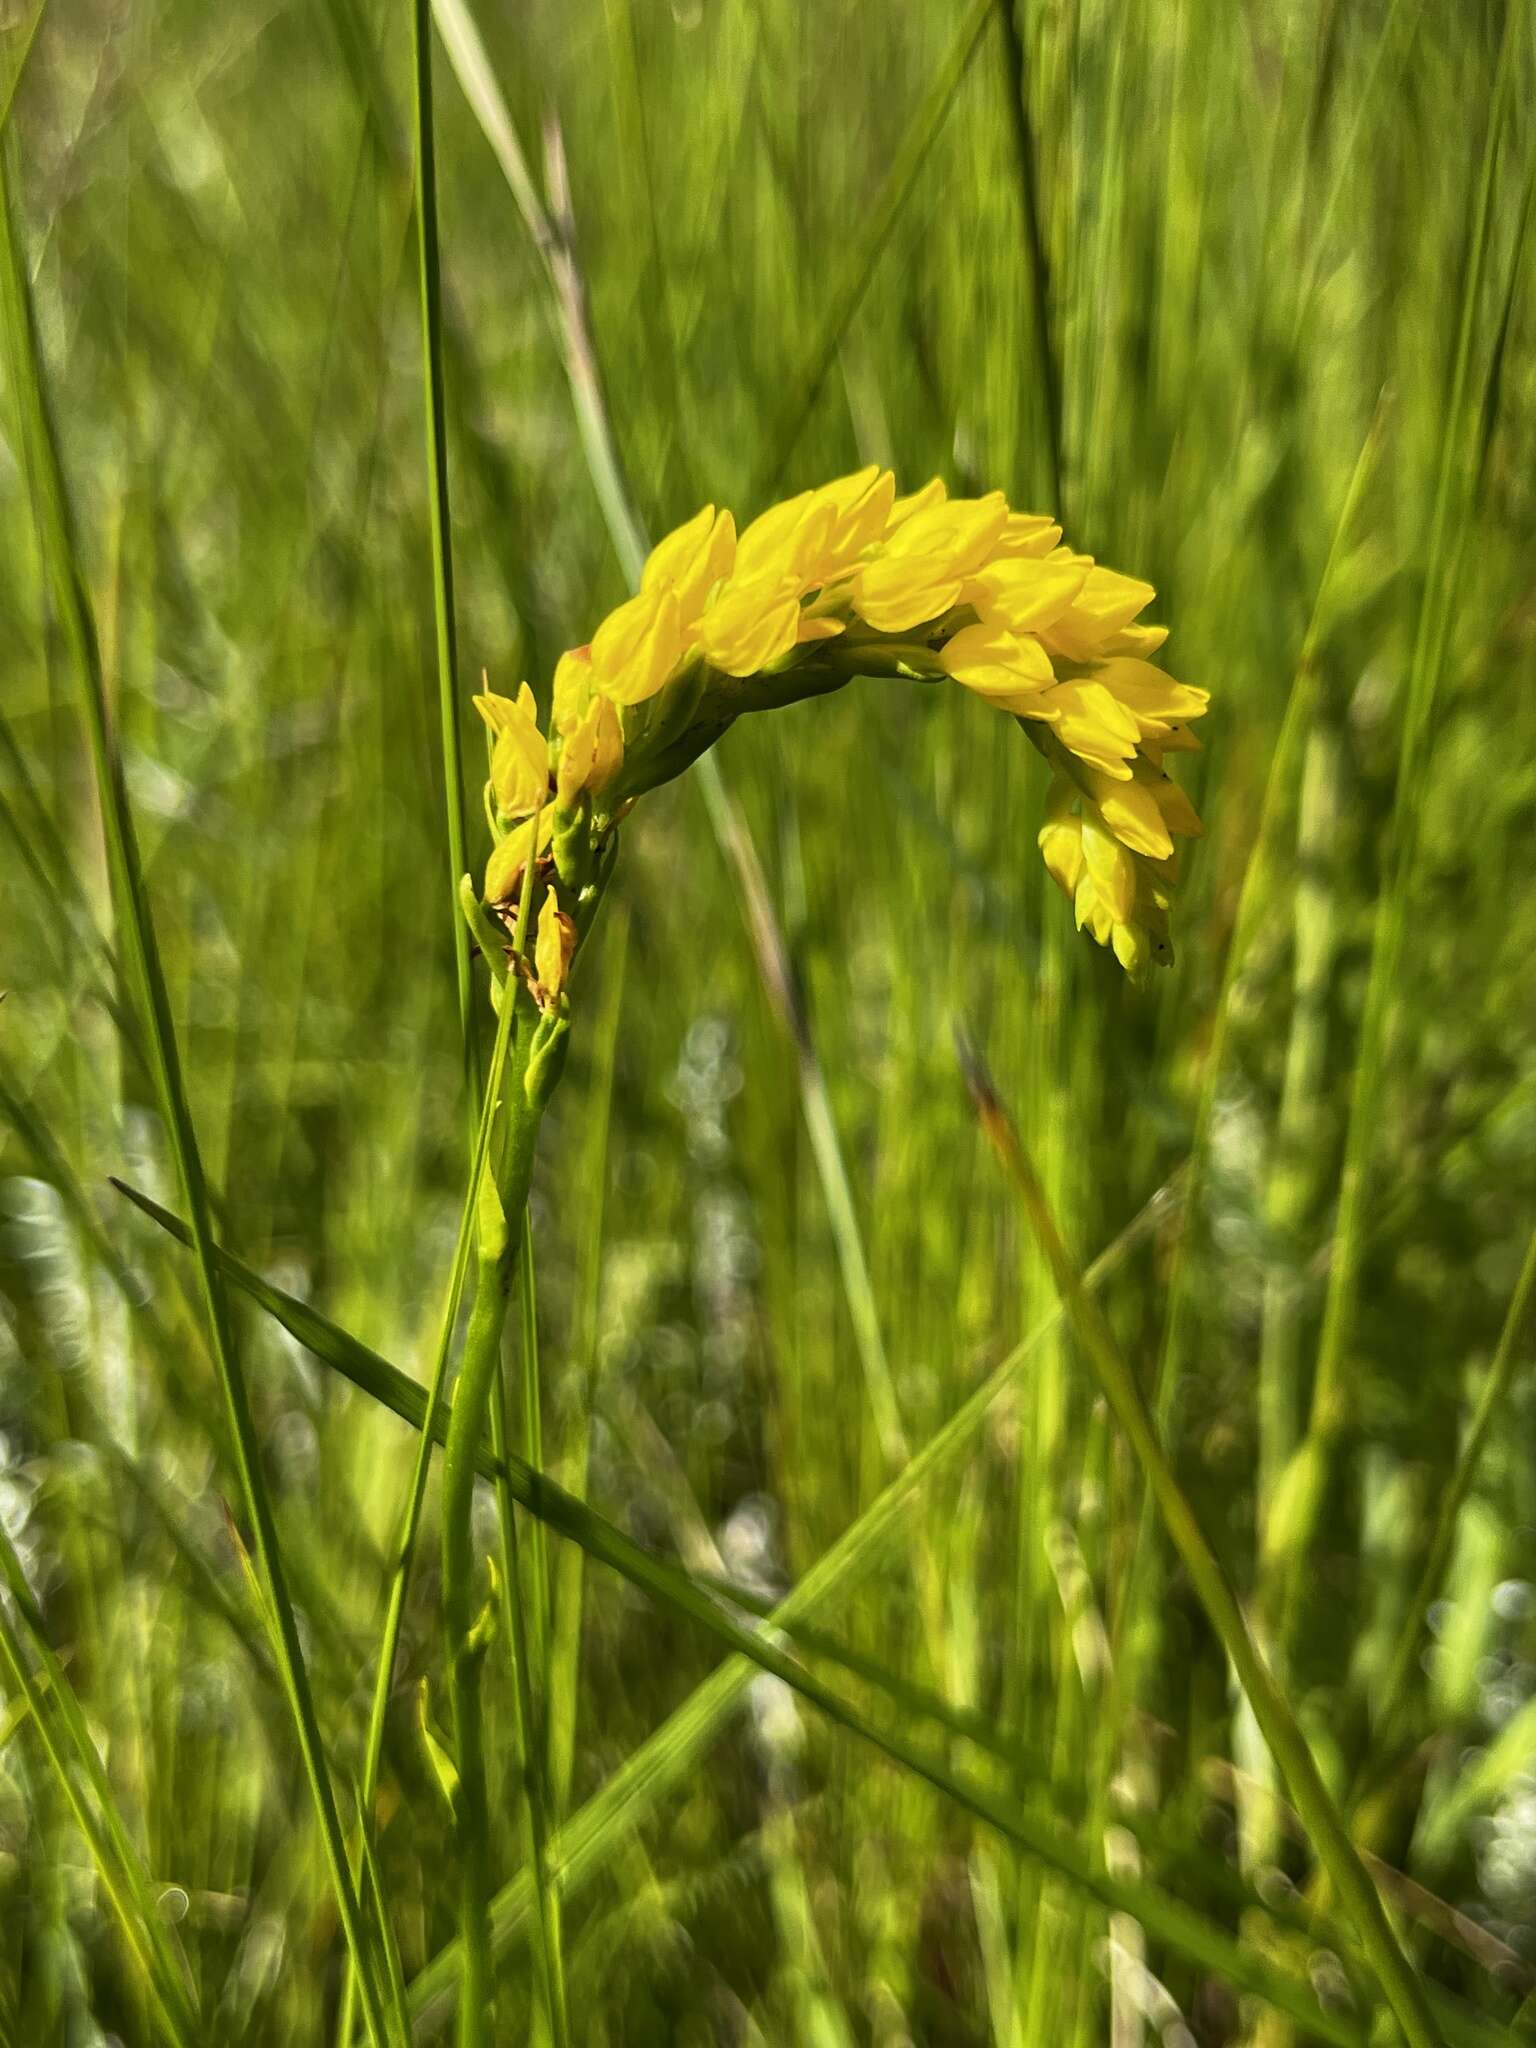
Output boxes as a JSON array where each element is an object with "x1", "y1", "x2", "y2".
[{"x1": 0, "y1": 139, "x2": 394, "y2": 2048}]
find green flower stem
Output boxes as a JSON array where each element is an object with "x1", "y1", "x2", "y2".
[
  {"x1": 441, "y1": 991, "x2": 549, "y2": 2048},
  {"x1": 963, "y1": 1053, "x2": 1446, "y2": 2048}
]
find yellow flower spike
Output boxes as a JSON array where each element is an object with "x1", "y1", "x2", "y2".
[
  {"x1": 964, "y1": 553, "x2": 1090, "y2": 635},
  {"x1": 941, "y1": 621, "x2": 1054, "y2": 707},
  {"x1": 555, "y1": 694, "x2": 623, "y2": 807},
  {"x1": 485, "y1": 688, "x2": 549, "y2": 818},
  {"x1": 1039, "y1": 562, "x2": 1159, "y2": 662},
  {"x1": 1080, "y1": 812, "x2": 1138, "y2": 924},
  {"x1": 533, "y1": 891, "x2": 576, "y2": 1005},
  {"x1": 484, "y1": 808, "x2": 555, "y2": 907},
  {"x1": 696, "y1": 568, "x2": 803, "y2": 675},
  {"x1": 642, "y1": 505, "x2": 737, "y2": 629},
  {"x1": 482, "y1": 474, "x2": 1203, "y2": 978},
  {"x1": 589, "y1": 585, "x2": 684, "y2": 706}
]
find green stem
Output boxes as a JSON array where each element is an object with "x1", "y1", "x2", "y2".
[
  {"x1": 441, "y1": 998, "x2": 548, "y2": 2048},
  {"x1": 965, "y1": 1060, "x2": 1446, "y2": 2048},
  {"x1": 410, "y1": 0, "x2": 476, "y2": 1105}
]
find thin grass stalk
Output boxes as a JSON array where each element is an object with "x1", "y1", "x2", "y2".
[
  {"x1": 475, "y1": 1211, "x2": 567, "y2": 2046},
  {"x1": 0, "y1": 1537, "x2": 200, "y2": 2048},
  {"x1": 409, "y1": 0, "x2": 476, "y2": 1104},
  {"x1": 112, "y1": 1165, "x2": 1179, "y2": 2025},
  {"x1": 962, "y1": 1052, "x2": 1446, "y2": 2048},
  {"x1": 546, "y1": 913, "x2": 628, "y2": 1819},
  {"x1": 994, "y1": 0, "x2": 1064, "y2": 510},
  {"x1": 0, "y1": 140, "x2": 395, "y2": 2048},
  {"x1": 1103, "y1": 398, "x2": 1387, "y2": 1716},
  {"x1": 441, "y1": 831, "x2": 551, "y2": 2048},
  {"x1": 1368, "y1": 1223, "x2": 1536, "y2": 1758},
  {"x1": 1289, "y1": 0, "x2": 1526, "y2": 1603},
  {"x1": 95, "y1": 1220, "x2": 1393, "y2": 2048},
  {"x1": 486, "y1": 1345, "x2": 569, "y2": 2047},
  {"x1": 335, "y1": 947, "x2": 524, "y2": 2048},
  {"x1": 754, "y1": 0, "x2": 996, "y2": 497}
]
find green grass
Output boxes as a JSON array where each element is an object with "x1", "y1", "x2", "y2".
[{"x1": 3, "y1": 2, "x2": 1536, "y2": 2045}]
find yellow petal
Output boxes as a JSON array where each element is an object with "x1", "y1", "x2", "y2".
[
  {"x1": 696, "y1": 570, "x2": 802, "y2": 675},
  {"x1": 1037, "y1": 783, "x2": 1085, "y2": 899},
  {"x1": 484, "y1": 808, "x2": 554, "y2": 905},
  {"x1": 733, "y1": 493, "x2": 832, "y2": 583},
  {"x1": 881, "y1": 491, "x2": 1009, "y2": 576},
  {"x1": 1098, "y1": 621, "x2": 1170, "y2": 659},
  {"x1": 552, "y1": 647, "x2": 597, "y2": 734},
  {"x1": 1041, "y1": 563, "x2": 1158, "y2": 662},
  {"x1": 590, "y1": 587, "x2": 683, "y2": 706},
  {"x1": 473, "y1": 687, "x2": 535, "y2": 735},
  {"x1": 940, "y1": 621, "x2": 1054, "y2": 707},
  {"x1": 884, "y1": 477, "x2": 946, "y2": 534},
  {"x1": 1145, "y1": 765, "x2": 1203, "y2": 839},
  {"x1": 555, "y1": 695, "x2": 623, "y2": 805},
  {"x1": 852, "y1": 554, "x2": 964, "y2": 633},
  {"x1": 809, "y1": 466, "x2": 896, "y2": 578},
  {"x1": 1073, "y1": 872, "x2": 1115, "y2": 944},
  {"x1": 1111, "y1": 920, "x2": 1151, "y2": 975},
  {"x1": 1044, "y1": 680, "x2": 1141, "y2": 777},
  {"x1": 643, "y1": 505, "x2": 737, "y2": 627},
  {"x1": 1082, "y1": 766, "x2": 1174, "y2": 859},
  {"x1": 990, "y1": 512, "x2": 1062, "y2": 560},
  {"x1": 486, "y1": 694, "x2": 549, "y2": 817},
  {"x1": 1092, "y1": 657, "x2": 1210, "y2": 737},
  {"x1": 534, "y1": 892, "x2": 576, "y2": 1002},
  {"x1": 965, "y1": 554, "x2": 1090, "y2": 634},
  {"x1": 1081, "y1": 813, "x2": 1137, "y2": 923}
]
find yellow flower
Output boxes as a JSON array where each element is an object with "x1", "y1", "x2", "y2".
[
  {"x1": 1038, "y1": 680, "x2": 1142, "y2": 779},
  {"x1": 484, "y1": 808, "x2": 554, "y2": 906},
  {"x1": 474, "y1": 684, "x2": 548, "y2": 818},
  {"x1": 940, "y1": 622, "x2": 1053, "y2": 709},
  {"x1": 1037, "y1": 774, "x2": 1180, "y2": 976},
  {"x1": 555, "y1": 694, "x2": 623, "y2": 806},
  {"x1": 696, "y1": 568, "x2": 802, "y2": 676},
  {"x1": 1037, "y1": 561, "x2": 1159, "y2": 663},
  {"x1": 963, "y1": 552, "x2": 1087, "y2": 635},
  {"x1": 533, "y1": 892, "x2": 576, "y2": 1004},
  {"x1": 552, "y1": 646, "x2": 597, "y2": 734},
  {"x1": 643, "y1": 505, "x2": 736, "y2": 630},
  {"x1": 588, "y1": 586, "x2": 683, "y2": 706}
]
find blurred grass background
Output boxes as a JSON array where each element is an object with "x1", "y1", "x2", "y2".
[{"x1": 3, "y1": 0, "x2": 1536, "y2": 2042}]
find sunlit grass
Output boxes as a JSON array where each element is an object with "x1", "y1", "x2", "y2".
[{"x1": 2, "y1": 3, "x2": 1535, "y2": 2045}]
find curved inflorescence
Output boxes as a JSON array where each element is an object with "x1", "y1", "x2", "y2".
[{"x1": 469, "y1": 468, "x2": 1208, "y2": 1008}]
